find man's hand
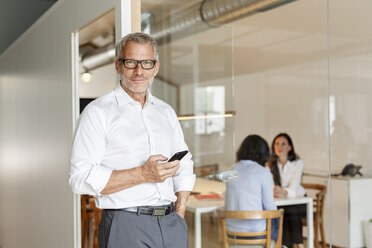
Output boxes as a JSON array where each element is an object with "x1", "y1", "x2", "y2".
[
  {"x1": 175, "y1": 191, "x2": 191, "y2": 218},
  {"x1": 141, "y1": 155, "x2": 180, "y2": 183},
  {"x1": 274, "y1": 185, "x2": 288, "y2": 198}
]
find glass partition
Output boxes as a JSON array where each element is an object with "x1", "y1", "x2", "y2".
[
  {"x1": 329, "y1": 0, "x2": 372, "y2": 247},
  {"x1": 142, "y1": 0, "x2": 372, "y2": 247},
  {"x1": 229, "y1": 0, "x2": 329, "y2": 247},
  {"x1": 146, "y1": 9, "x2": 235, "y2": 245}
]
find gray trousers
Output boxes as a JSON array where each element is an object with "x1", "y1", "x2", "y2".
[{"x1": 98, "y1": 209, "x2": 188, "y2": 248}]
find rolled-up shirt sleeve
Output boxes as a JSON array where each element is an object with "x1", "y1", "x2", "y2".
[
  {"x1": 169, "y1": 110, "x2": 196, "y2": 192},
  {"x1": 69, "y1": 104, "x2": 112, "y2": 196}
]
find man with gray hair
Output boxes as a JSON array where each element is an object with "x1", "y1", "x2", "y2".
[{"x1": 69, "y1": 32, "x2": 195, "y2": 248}]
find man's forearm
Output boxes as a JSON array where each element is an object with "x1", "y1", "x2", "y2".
[
  {"x1": 100, "y1": 155, "x2": 180, "y2": 195},
  {"x1": 100, "y1": 167, "x2": 146, "y2": 194},
  {"x1": 175, "y1": 191, "x2": 191, "y2": 218}
]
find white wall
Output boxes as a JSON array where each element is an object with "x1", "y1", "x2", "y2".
[
  {"x1": 233, "y1": 64, "x2": 330, "y2": 174},
  {"x1": 231, "y1": 0, "x2": 330, "y2": 174},
  {"x1": 0, "y1": 0, "x2": 128, "y2": 247},
  {"x1": 232, "y1": 0, "x2": 372, "y2": 176}
]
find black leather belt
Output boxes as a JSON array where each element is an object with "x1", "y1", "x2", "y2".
[{"x1": 119, "y1": 204, "x2": 174, "y2": 216}]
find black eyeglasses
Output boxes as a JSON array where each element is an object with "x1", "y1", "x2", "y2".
[{"x1": 118, "y1": 59, "x2": 157, "y2": 70}]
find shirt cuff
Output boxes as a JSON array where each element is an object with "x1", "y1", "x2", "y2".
[
  {"x1": 285, "y1": 188, "x2": 296, "y2": 198},
  {"x1": 86, "y1": 166, "x2": 113, "y2": 195},
  {"x1": 173, "y1": 174, "x2": 196, "y2": 192}
]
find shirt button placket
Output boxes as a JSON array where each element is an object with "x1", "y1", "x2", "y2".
[
  {"x1": 141, "y1": 108, "x2": 155, "y2": 155},
  {"x1": 142, "y1": 107, "x2": 162, "y2": 202}
]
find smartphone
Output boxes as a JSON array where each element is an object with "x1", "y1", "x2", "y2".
[{"x1": 168, "y1": 150, "x2": 188, "y2": 162}]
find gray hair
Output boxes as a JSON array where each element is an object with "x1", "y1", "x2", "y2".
[{"x1": 115, "y1": 32, "x2": 159, "y2": 61}]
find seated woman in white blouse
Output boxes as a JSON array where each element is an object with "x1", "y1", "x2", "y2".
[
  {"x1": 225, "y1": 134, "x2": 278, "y2": 247},
  {"x1": 268, "y1": 133, "x2": 305, "y2": 248}
]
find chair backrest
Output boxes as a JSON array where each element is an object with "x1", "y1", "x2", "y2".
[
  {"x1": 302, "y1": 183, "x2": 327, "y2": 219},
  {"x1": 81, "y1": 195, "x2": 102, "y2": 248},
  {"x1": 217, "y1": 209, "x2": 284, "y2": 248}
]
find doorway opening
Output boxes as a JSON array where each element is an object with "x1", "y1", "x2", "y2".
[{"x1": 72, "y1": 8, "x2": 116, "y2": 248}]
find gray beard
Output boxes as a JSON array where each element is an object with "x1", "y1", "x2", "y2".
[{"x1": 120, "y1": 74, "x2": 153, "y2": 94}]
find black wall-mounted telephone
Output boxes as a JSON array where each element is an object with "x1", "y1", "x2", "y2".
[
  {"x1": 340, "y1": 163, "x2": 363, "y2": 177},
  {"x1": 331, "y1": 163, "x2": 363, "y2": 177}
]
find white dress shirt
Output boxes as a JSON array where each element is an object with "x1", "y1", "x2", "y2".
[
  {"x1": 277, "y1": 159, "x2": 305, "y2": 198},
  {"x1": 69, "y1": 83, "x2": 195, "y2": 209}
]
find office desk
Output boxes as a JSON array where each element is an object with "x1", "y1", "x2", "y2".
[{"x1": 187, "y1": 178, "x2": 314, "y2": 248}]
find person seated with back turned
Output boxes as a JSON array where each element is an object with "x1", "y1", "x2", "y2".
[
  {"x1": 225, "y1": 134, "x2": 279, "y2": 248},
  {"x1": 268, "y1": 133, "x2": 306, "y2": 248}
]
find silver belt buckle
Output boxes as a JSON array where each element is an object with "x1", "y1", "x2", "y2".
[{"x1": 152, "y1": 207, "x2": 167, "y2": 216}]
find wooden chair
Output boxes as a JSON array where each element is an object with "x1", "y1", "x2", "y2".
[
  {"x1": 217, "y1": 209, "x2": 284, "y2": 248},
  {"x1": 301, "y1": 183, "x2": 327, "y2": 248},
  {"x1": 81, "y1": 195, "x2": 102, "y2": 248},
  {"x1": 81, "y1": 195, "x2": 91, "y2": 248},
  {"x1": 91, "y1": 199, "x2": 102, "y2": 248}
]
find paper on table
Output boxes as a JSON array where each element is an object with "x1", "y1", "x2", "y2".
[{"x1": 193, "y1": 193, "x2": 224, "y2": 200}]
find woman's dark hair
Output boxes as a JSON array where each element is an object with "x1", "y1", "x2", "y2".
[
  {"x1": 269, "y1": 133, "x2": 299, "y2": 186},
  {"x1": 236, "y1": 134, "x2": 270, "y2": 167}
]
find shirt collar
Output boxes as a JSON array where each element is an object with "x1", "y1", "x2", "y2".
[
  {"x1": 114, "y1": 83, "x2": 155, "y2": 106},
  {"x1": 238, "y1": 160, "x2": 261, "y2": 168},
  {"x1": 146, "y1": 89, "x2": 155, "y2": 105}
]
